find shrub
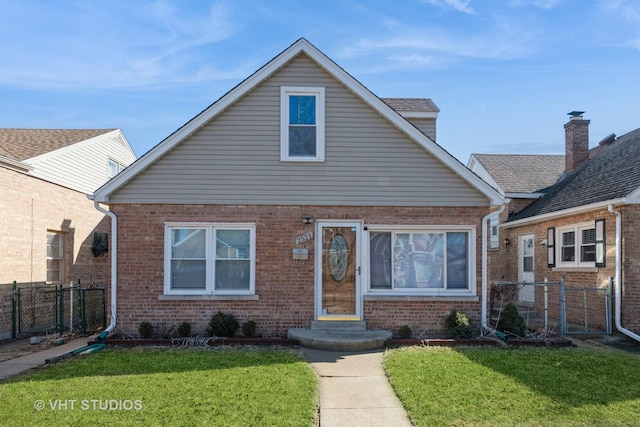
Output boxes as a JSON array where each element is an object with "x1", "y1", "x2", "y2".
[
  {"x1": 207, "y1": 311, "x2": 239, "y2": 338},
  {"x1": 138, "y1": 321, "x2": 154, "y2": 339},
  {"x1": 177, "y1": 322, "x2": 192, "y2": 337},
  {"x1": 497, "y1": 303, "x2": 527, "y2": 337},
  {"x1": 242, "y1": 320, "x2": 257, "y2": 338},
  {"x1": 445, "y1": 310, "x2": 475, "y2": 338},
  {"x1": 398, "y1": 325, "x2": 412, "y2": 339}
]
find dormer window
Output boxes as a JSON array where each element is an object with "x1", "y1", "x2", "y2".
[{"x1": 280, "y1": 87, "x2": 325, "y2": 161}]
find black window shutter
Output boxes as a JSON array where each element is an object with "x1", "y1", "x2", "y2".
[{"x1": 547, "y1": 227, "x2": 555, "y2": 268}]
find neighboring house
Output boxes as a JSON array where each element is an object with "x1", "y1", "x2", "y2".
[
  {"x1": 0, "y1": 128, "x2": 136, "y2": 339},
  {"x1": 91, "y1": 38, "x2": 504, "y2": 337},
  {"x1": 467, "y1": 153, "x2": 565, "y2": 273},
  {"x1": 480, "y1": 113, "x2": 640, "y2": 340}
]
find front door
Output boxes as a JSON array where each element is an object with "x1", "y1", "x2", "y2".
[
  {"x1": 316, "y1": 222, "x2": 361, "y2": 320},
  {"x1": 518, "y1": 234, "x2": 535, "y2": 303}
]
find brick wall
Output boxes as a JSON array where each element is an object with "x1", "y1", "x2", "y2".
[
  {"x1": 111, "y1": 203, "x2": 489, "y2": 336},
  {"x1": 491, "y1": 207, "x2": 640, "y2": 333},
  {"x1": 621, "y1": 205, "x2": 640, "y2": 332},
  {"x1": 0, "y1": 167, "x2": 110, "y2": 338}
]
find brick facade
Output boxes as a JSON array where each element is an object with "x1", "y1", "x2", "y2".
[
  {"x1": 111, "y1": 203, "x2": 490, "y2": 337},
  {"x1": 492, "y1": 206, "x2": 640, "y2": 333},
  {"x1": 0, "y1": 167, "x2": 110, "y2": 339}
]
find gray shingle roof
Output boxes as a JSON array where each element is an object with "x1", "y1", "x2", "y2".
[
  {"x1": 382, "y1": 98, "x2": 440, "y2": 113},
  {"x1": 0, "y1": 128, "x2": 114, "y2": 161},
  {"x1": 509, "y1": 127, "x2": 640, "y2": 221},
  {"x1": 473, "y1": 154, "x2": 565, "y2": 193}
]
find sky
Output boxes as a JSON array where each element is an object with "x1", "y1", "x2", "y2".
[{"x1": 1, "y1": 0, "x2": 639, "y2": 163}]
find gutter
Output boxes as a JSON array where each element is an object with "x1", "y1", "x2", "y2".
[
  {"x1": 607, "y1": 205, "x2": 640, "y2": 343},
  {"x1": 481, "y1": 203, "x2": 506, "y2": 334},
  {"x1": 90, "y1": 199, "x2": 118, "y2": 341}
]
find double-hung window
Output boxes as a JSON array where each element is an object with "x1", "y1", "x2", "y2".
[
  {"x1": 280, "y1": 87, "x2": 325, "y2": 161},
  {"x1": 108, "y1": 159, "x2": 125, "y2": 178},
  {"x1": 368, "y1": 227, "x2": 474, "y2": 295},
  {"x1": 164, "y1": 223, "x2": 255, "y2": 295},
  {"x1": 554, "y1": 220, "x2": 604, "y2": 268},
  {"x1": 46, "y1": 231, "x2": 66, "y2": 283}
]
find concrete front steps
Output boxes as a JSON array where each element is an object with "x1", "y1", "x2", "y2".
[{"x1": 288, "y1": 321, "x2": 392, "y2": 351}]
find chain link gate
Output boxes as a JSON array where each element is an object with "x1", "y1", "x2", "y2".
[{"x1": 13, "y1": 281, "x2": 106, "y2": 337}]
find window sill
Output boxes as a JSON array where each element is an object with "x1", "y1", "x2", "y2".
[
  {"x1": 364, "y1": 294, "x2": 479, "y2": 302},
  {"x1": 158, "y1": 294, "x2": 259, "y2": 301},
  {"x1": 552, "y1": 267, "x2": 599, "y2": 273}
]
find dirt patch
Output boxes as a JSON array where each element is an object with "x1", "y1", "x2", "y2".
[{"x1": 0, "y1": 334, "x2": 77, "y2": 362}]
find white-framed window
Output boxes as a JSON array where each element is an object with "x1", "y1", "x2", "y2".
[
  {"x1": 108, "y1": 159, "x2": 125, "y2": 178},
  {"x1": 280, "y1": 86, "x2": 325, "y2": 161},
  {"x1": 164, "y1": 223, "x2": 256, "y2": 295},
  {"x1": 367, "y1": 226, "x2": 475, "y2": 295},
  {"x1": 489, "y1": 215, "x2": 499, "y2": 250},
  {"x1": 555, "y1": 222, "x2": 601, "y2": 268},
  {"x1": 46, "y1": 231, "x2": 66, "y2": 283}
]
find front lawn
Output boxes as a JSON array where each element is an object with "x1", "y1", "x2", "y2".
[
  {"x1": 0, "y1": 347, "x2": 317, "y2": 427},
  {"x1": 384, "y1": 346, "x2": 640, "y2": 426}
]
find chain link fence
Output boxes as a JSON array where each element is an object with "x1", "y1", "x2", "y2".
[
  {"x1": 490, "y1": 277, "x2": 612, "y2": 337},
  {"x1": 3, "y1": 281, "x2": 106, "y2": 338}
]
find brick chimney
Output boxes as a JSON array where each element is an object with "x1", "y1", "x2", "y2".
[{"x1": 564, "y1": 111, "x2": 590, "y2": 173}]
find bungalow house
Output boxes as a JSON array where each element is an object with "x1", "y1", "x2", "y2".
[
  {"x1": 90, "y1": 38, "x2": 504, "y2": 339},
  {"x1": 480, "y1": 113, "x2": 640, "y2": 342},
  {"x1": 0, "y1": 128, "x2": 136, "y2": 339}
]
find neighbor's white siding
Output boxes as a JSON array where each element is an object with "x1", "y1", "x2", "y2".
[
  {"x1": 110, "y1": 54, "x2": 488, "y2": 207},
  {"x1": 28, "y1": 130, "x2": 136, "y2": 194}
]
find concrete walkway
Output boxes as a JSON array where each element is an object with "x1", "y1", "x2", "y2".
[
  {"x1": 0, "y1": 337, "x2": 92, "y2": 381},
  {"x1": 300, "y1": 347, "x2": 413, "y2": 427}
]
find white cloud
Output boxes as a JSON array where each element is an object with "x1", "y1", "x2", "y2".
[
  {"x1": 507, "y1": 0, "x2": 562, "y2": 9},
  {"x1": 0, "y1": 1, "x2": 241, "y2": 90},
  {"x1": 421, "y1": 0, "x2": 474, "y2": 14}
]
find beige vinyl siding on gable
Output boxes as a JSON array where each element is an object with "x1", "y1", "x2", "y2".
[
  {"x1": 110, "y1": 54, "x2": 488, "y2": 207},
  {"x1": 405, "y1": 118, "x2": 436, "y2": 141}
]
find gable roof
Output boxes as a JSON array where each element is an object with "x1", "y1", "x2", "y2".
[
  {"x1": 508, "y1": 126, "x2": 640, "y2": 222},
  {"x1": 91, "y1": 38, "x2": 503, "y2": 205},
  {"x1": 0, "y1": 128, "x2": 116, "y2": 161},
  {"x1": 471, "y1": 154, "x2": 564, "y2": 194}
]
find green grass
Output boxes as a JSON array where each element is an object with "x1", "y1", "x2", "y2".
[
  {"x1": 384, "y1": 346, "x2": 640, "y2": 427},
  {"x1": 0, "y1": 347, "x2": 317, "y2": 427}
]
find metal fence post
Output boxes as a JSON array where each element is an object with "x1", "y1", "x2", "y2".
[
  {"x1": 543, "y1": 277, "x2": 548, "y2": 332},
  {"x1": 607, "y1": 276, "x2": 613, "y2": 335},
  {"x1": 559, "y1": 276, "x2": 566, "y2": 336},
  {"x1": 12, "y1": 281, "x2": 17, "y2": 338}
]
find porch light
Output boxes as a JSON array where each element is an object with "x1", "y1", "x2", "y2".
[{"x1": 303, "y1": 216, "x2": 314, "y2": 225}]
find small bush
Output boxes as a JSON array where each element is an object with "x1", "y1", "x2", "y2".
[
  {"x1": 177, "y1": 322, "x2": 192, "y2": 337},
  {"x1": 497, "y1": 303, "x2": 527, "y2": 337},
  {"x1": 138, "y1": 321, "x2": 154, "y2": 338},
  {"x1": 207, "y1": 311, "x2": 239, "y2": 338},
  {"x1": 398, "y1": 325, "x2": 412, "y2": 339},
  {"x1": 242, "y1": 320, "x2": 257, "y2": 338},
  {"x1": 445, "y1": 310, "x2": 475, "y2": 338}
]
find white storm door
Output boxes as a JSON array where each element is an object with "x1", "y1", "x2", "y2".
[
  {"x1": 315, "y1": 222, "x2": 362, "y2": 320},
  {"x1": 518, "y1": 234, "x2": 535, "y2": 303}
]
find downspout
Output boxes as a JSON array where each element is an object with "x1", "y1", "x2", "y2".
[
  {"x1": 481, "y1": 204, "x2": 506, "y2": 334},
  {"x1": 607, "y1": 205, "x2": 640, "y2": 342},
  {"x1": 92, "y1": 201, "x2": 117, "y2": 341}
]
